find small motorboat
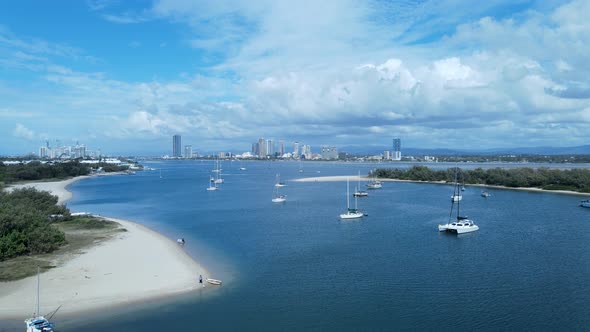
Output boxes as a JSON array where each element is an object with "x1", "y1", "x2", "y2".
[
  {"x1": 206, "y1": 278, "x2": 222, "y2": 285},
  {"x1": 177, "y1": 238, "x2": 185, "y2": 245},
  {"x1": 580, "y1": 199, "x2": 590, "y2": 208}
]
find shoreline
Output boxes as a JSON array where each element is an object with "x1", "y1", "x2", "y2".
[
  {"x1": 293, "y1": 175, "x2": 590, "y2": 197},
  {"x1": 7, "y1": 172, "x2": 127, "y2": 205},
  {"x1": 0, "y1": 175, "x2": 212, "y2": 320}
]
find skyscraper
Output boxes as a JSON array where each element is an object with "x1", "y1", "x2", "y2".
[
  {"x1": 393, "y1": 138, "x2": 401, "y2": 161},
  {"x1": 173, "y1": 135, "x2": 182, "y2": 157},
  {"x1": 266, "y1": 139, "x2": 274, "y2": 156},
  {"x1": 184, "y1": 145, "x2": 192, "y2": 158},
  {"x1": 258, "y1": 137, "x2": 266, "y2": 158},
  {"x1": 278, "y1": 140, "x2": 285, "y2": 156},
  {"x1": 293, "y1": 142, "x2": 300, "y2": 159}
]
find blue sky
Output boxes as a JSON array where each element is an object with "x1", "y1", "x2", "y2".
[{"x1": 1, "y1": 0, "x2": 589, "y2": 156}]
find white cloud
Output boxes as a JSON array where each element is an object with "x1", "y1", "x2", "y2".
[{"x1": 13, "y1": 123, "x2": 35, "y2": 141}]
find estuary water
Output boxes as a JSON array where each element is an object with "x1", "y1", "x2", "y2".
[{"x1": 57, "y1": 161, "x2": 590, "y2": 330}]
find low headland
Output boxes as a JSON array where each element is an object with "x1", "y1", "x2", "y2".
[
  {"x1": 295, "y1": 165, "x2": 590, "y2": 196},
  {"x1": 0, "y1": 175, "x2": 210, "y2": 320}
]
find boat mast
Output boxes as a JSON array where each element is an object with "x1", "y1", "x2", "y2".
[
  {"x1": 456, "y1": 167, "x2": 461, "y2": 219},
  {"x1": 346, "y1": 178, "x2": 350, "y2": 210},
  {"x1": 35, "y1": 266, "x2": 40, "y2": 316}
]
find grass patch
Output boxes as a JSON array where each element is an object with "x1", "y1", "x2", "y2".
[
  {"x1": 0, "y1": 257, "x2": 56, "y2": 281},
  {"x1": 58, "y1": 216, "x2": 118, "y2": 230}
]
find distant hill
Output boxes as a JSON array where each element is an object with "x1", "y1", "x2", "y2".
[{"x1": 339, "y1": 145, "x2": 590, "y2": 156}]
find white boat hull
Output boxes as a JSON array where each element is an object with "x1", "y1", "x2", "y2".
[
  {"x1": 451, "y1": 195, "x2": 462, "y2": 202},
  {"x1": 206, "y1": 187, "x2": 218, "y2": 191},
  {"x1": 439, "y1": 221, "x2": 479, "y2": 234},
  {"x1": 580, "y1": 200, "x2": 590, "y2": 208},
  {"x1": 340, "y1": 212, "x2": 364, "y2": 219},
  {"x1": 275, "y1": 183, "x2": 286, "y2": 188},
  {"x1": 206, "y1": 278, "x2": 222, "y2": 285},
  {"x1": 272, "y1": 197, "x2": 286, "y2": 203}
]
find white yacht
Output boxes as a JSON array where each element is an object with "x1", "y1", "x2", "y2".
[
  {"x1": 272, "y1": 184, "x2": 286, "y2": 203},
  {"x1": 353, "y1": 171, "x2": 368, "y2": 197},
  {"x1": 580, "y1": 200, "x2": 590, "y2": 208},
  {"x1": 206, "y1": 176, "x2": 218, "y2": 191},
  {"x1": 439, "y1": 168, "x2": 479, "y2": 234},
  {"x1": 274, "y1": 173, "x2": 287, "y2": 187},
  {"x1": 481, "y1": 191, "x2": 491, "y2": 198},
  {"x1": 25, "y1": 268, "x2": 55, "y2": 332},
  {"x1": 340, "y1": 178, "x2": 364, "y2": 219},
  {"x1": 451, "y1": 194, "x2": 462, "y2": 202},
  {"x1": 366, "y1": 170, "x2": 382, "y2": 189}
]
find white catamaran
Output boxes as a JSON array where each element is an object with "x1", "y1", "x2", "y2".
[
  {"x1": 340, "y1": 178, "x2": 364, "y2": 219},
  {"x1": 439, "y1": 168, "x2": 479, "y2": 234},
  {"x1": 25, "y1": 268, "x2": 55, "y2": 332}
]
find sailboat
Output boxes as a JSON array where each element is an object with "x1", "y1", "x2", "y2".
[
  {"x1": 25, "y1": 268, "x2": 55, "y2": 332},
  {"x1": 340, "y1": 178, "x2": 364, "y2": 219},
  {"x1": 366, "y1": 170, "x2": 382, "y2": 190},
  {"x1": 206, "y1": 176, "x2": 218, "y2": 191},
  {"x1": 298, "y1": 160, "x2": 304, "y2": 173},
  {"x1": 274, "y1": 173, "x2": 286, "y2": 187},
  {"x1": 439, "y1": 168, "x2": 479, "y2": 234},
  {"x1": 214, "y1": 159, "x2": 224, "y2": 184},
  {"x1": 353, "y1": 171, "x2": 368, "y2": 197},
  {"x1": 272, "y1": 184, "x2": 286, "y2": 203},
  {"x1": 159, "y1": 169, "x2": 163, "y2": 179}
]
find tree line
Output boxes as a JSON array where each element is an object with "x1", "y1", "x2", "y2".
[
  {"x1": 0, "y1": 161, "x2": 129, "y2": 184},
  {"x1": 372, "y1": 166, "x2": 590, "y2": 193},
  {"x1": 0, "y1": 187, "x2": 70, "y2": 261}
]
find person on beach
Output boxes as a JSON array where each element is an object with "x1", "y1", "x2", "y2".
[{"x1": 199, "y1": 274, "x2": 203, "y2": 287}]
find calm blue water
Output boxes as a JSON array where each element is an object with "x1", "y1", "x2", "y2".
[{"x1": 15, "y1": 161, "x2": 590, "y2": 331}]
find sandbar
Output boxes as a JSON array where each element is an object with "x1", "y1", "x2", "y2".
[
  {"x1": 294, "y1": 175, "x2": 590, "y2": 196},
  {"x1": 0, "y1": 177, "x2": 210, "y2": 320}
]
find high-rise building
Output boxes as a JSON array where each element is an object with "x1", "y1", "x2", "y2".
[
  {"x1": 393, "y1": 138, "x2": 401, "y2": 161},
  {"x1": 184, "y1": 145, "x2": 192, "y2": 159},
  {"x1": 252, "y1": 142, "x2": 259, "y2": 156},
  {"x1": 173, "y1": 135, "x2": 182, "y2": 157},
  {"x1": 39, "y1": 146, "x2": 49, "y2": 158},
  {"x1": 258, "y1": 137, "x2": 266, "y2": 158},
  {"x1": 301, "y1": 145, "x2": 312, "y2": 159},
  {"x1": 383, "y1": 150, "x2": 391, "y2": 160},
  {"x1": 293, "y1": 142, "x2": 300, "y2": 159},
  {"x1": 278, "y1": 140, "x2": 285, "y2": 156},
  {"x1": 321, "y1": 146, "x2": 338, "y2": 159},
  {"x1": 266, "y1": 139, "x2": 274, "y2": 156}
]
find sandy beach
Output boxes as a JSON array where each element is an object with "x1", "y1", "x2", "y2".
[
  {"x1": 0, "y1": 177, "x2": 209, "y2": 320},
  {"x1": 294, "y1": 175, "x2": 590, "y2": 196}
]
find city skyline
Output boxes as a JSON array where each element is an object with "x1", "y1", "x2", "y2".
[{"x1": 2, "y1": 1, "x2": 590, "y2": 155}]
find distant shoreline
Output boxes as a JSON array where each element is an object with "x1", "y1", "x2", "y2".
[
  {"x1": 0, "y1": 174, "x2": 212, "y2": 320},
  {"x1": 293, "y1": 175, "x2": 590, "y2": 197}
]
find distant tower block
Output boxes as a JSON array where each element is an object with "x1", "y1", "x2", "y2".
[{"x1": 393, "y1": 138, "x2": 401, "y2": 161}]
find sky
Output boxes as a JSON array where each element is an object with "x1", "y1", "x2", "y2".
[{"x1": 1, "y1": 0, "x2": 590, "y2": 156}]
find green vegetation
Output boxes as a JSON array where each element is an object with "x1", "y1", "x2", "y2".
[
  {"x1": 0, "y1": 187, "x2": 123, "y2": 280},
  {"x1": 0, "y1": 160, "x2": 131, "y2": 184},
  {"x1": 372, "y1": 166, "x2": 590, "y2": 193}
]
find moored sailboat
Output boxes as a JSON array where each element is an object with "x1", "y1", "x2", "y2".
[
  {"x1": 353, "y1": 171, "x2": 368, "y2": 197},
  {"x1": 439, "y1": 168, "x2": 479, "y2": 234},
  {"x1": 340, "y1": 178, "x2": 364, "y2": 219},
  {"x1": 25, "y1": 268, "x2": 55, "y2": 332}
]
